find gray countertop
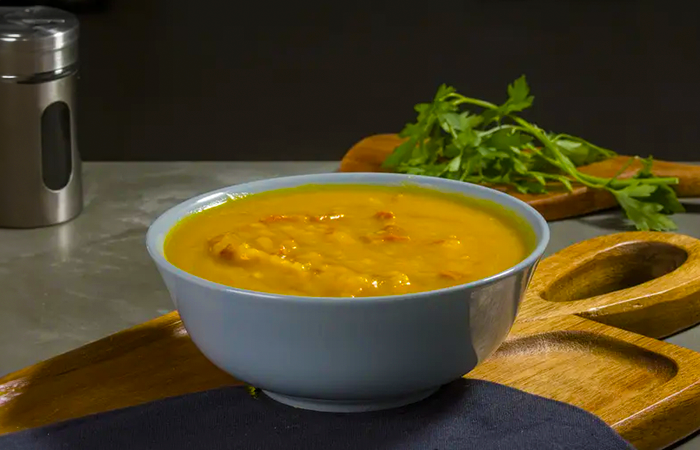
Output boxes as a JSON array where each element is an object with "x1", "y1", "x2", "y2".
[{"x1": 0, "y1": 162, "x2": 699, "y2": 449}]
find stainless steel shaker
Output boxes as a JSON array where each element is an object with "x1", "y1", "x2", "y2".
[{"x1": 0, "y1": 6, "x2": 82, "y2": 228}]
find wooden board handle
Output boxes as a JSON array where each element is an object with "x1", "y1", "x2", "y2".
[{"x1": 519, "y1": 232, "x2": 700, "y2": 338}]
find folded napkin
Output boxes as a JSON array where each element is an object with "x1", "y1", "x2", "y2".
[{"x1": 0, "y1": 379, "x2": 634, "y2": 450}]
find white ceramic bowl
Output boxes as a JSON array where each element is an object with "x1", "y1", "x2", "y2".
[{"x1": 146, "y1": 173, "x2": 549, "y2": 412}]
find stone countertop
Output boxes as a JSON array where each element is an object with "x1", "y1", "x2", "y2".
[{"x1": 0, "y1": 162, "x2": 699, "y2": 449}]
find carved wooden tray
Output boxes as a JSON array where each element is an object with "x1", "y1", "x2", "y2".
[{"x1": 2, "y1": 232, "x2": 700, "y2": 450}]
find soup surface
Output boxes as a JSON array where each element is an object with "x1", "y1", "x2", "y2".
[{"x1": 164, "y1": 184, "x2": 531, "y2": 297}]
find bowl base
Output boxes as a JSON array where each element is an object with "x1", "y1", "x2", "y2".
[{"x1": 262, "y1": 388, "x2": 439, "y2": 413}]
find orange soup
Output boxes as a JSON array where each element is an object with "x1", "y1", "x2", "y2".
[{"x1": 164, "y1": 185, "x2": 532, "y2": 297}]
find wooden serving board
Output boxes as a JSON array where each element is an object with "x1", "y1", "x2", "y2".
[
  {"x1": 3, "y1": 231, "x2": 700, "y2": 450},
  {"x1": 339, "y1": 134, "x2": 700, "y2": 221}
]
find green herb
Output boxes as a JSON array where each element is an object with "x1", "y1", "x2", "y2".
[
  {"x1": 382, "y1": 76, "x2": 683, "y2": 231},
  {"x1": 246, "y1": 385, "x2": 260, "y2": 398}
]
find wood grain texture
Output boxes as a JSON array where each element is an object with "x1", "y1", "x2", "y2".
[
  {"x1": 0, "y1": 313, "x2": 241, "y2": 434},
  {"x1": 518, "y1": 232, "x2": 700, "y2": 339},
  {"x1": 470, "y1": 315, "x2": 700, "y2": 450},
  {"x1": 3, "y1": 233, "x2": 700, "y2": 450},
  {"x1": 1, "y1": 312, "x2": 699, "y2": 450},
  {"x1": 339, "y1": 134, "x2": 700, "y2": 221}
]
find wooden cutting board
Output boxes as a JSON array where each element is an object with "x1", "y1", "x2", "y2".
[
  {"x1": 339, "y1": 134, "x2": 700, "y2": 221},
  {"x1": 2, "y1": 231, "x2": 700, "y2": 450}
]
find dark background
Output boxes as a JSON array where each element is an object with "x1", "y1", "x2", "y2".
[{"x1": 13, "y1": 0, "x2": 700, "y2": 161}]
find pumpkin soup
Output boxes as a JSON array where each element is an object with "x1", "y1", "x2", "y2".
[{"x1": 164, "y1": 184, "x2": 531, "y2": 297}]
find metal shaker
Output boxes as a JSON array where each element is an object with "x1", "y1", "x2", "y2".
[{"x1": 0, "y1": 6, "x2": 82, "y2": 228}]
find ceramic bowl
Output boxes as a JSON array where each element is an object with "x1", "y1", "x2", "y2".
[{"x1": 146, "y1": 173, "x2": 549, "y2": 412}]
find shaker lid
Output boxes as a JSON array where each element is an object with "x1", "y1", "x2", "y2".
[{"x1": 0, "y1": 6, "x2": 79, "y2": 78}]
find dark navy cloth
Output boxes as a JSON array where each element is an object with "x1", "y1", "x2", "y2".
[{"x1": 0, "y1": 379, "x2": 634, "y2": 449}]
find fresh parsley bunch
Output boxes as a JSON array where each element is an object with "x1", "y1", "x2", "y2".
[{"x1": 382, "y1": 76, "x2": 684, "y2": 231}]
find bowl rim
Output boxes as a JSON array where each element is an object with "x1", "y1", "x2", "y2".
[{"x1": 146, "y1": 173, "x2": 550, "y2": 304}]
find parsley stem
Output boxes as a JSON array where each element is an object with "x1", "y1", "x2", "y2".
[
  {"x1": 580, "y1": 173, "x2": 679, "y2": 187},
  {"x1": 549, "y1": 133, "x2": 617, "y2": 158},
  {"x1": 446, "y1": 94, "x2": 498, "y2": 111},
  {"x1": 604, "y1": 157, "x2": 637, "y2": 187}
]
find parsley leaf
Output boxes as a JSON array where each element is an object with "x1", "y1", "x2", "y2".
[
  {"x1": 612, "y1": 184, "x2": 678, "y2": 232},
  {"x1": 503, "y1": 75, "x2": 535, "y2": 114}
]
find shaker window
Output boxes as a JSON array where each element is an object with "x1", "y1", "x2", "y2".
[{"x1": 41, "y1": 100, "x2": 72, "y2": 190}]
